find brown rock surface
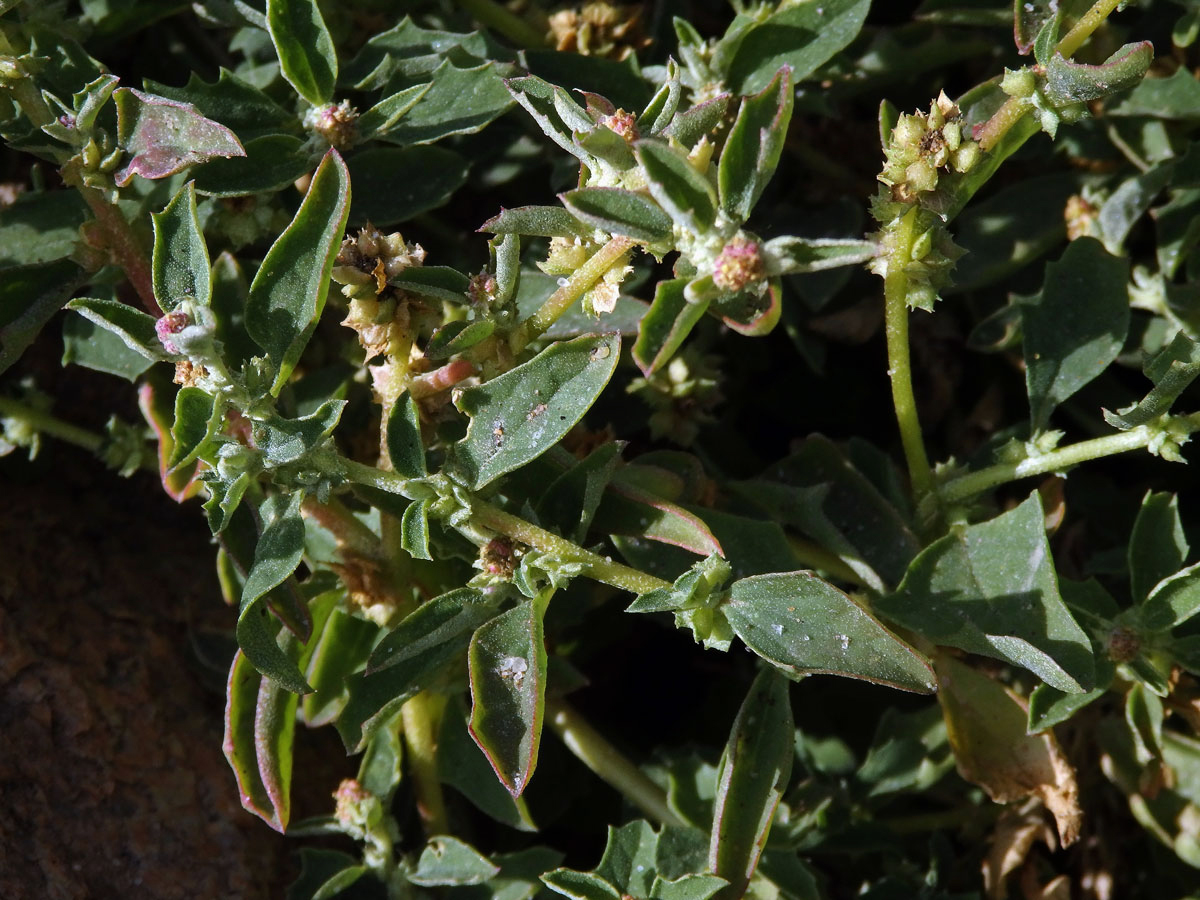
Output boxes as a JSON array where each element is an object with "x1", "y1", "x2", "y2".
[{"x1": 0, "y1": 439, "x2": 287, "y2": 898}]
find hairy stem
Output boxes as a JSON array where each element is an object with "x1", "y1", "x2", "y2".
[
  {"x1": 0, "y1": 396, "x2": 105, "y2": 452},
  {"x1": 882, "y1": 208, "x2": 934, "y2": 500},
  {"x1": 472, "y1": 501, "x2": 670, "y2": 595},
  {"x1": 508, "y1": 237, "x2": 634, "y2": 355},
  {"x1": 337, "y1": 458, "x2": 671, "y2": 595},
  {"x1": 458, "y1": 0, "x2": 548, "y2": 49},
  {"x1": 547, "y1": 699, "x2": 684, "y2": 827},
  {"x1": 401, "y1": 691, "x2": 449, "y2": 836},
  {"x1": 939, "y1": 415, "x2": 1200, "y2": 503}
]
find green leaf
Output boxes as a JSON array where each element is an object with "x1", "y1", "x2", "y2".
[
  {"x1": 468, "y1": 598, "x2": 548, "y2": 796},
  {"x1": 1142, "y1": 565, "x2": 1200, "y2": 631},
  {"x1": 652, "y1": 875, "x2": 727, "y2": 900},
  {"x1": 409, "y1": 836, "x2": 500, "y2": 887},
  {"x1": 724, "y1": 572, "x2": 936, "y2": 692},
  {"x1": 1043, "y1": 42, "x2": 1153, "y2": 105},
  {"x1": 596, "y1": 477, "x2": 724, "y2": 558},
  {"x1": 762, "y1": 236, "x2": 877, "y2": 275},
  {"x1": 246, "y1": 149, "x2": 350, "y2": 395},
  {"x1": 368, "y1": 587, "x2": 501, "y2": 674},
  {"x1": 505, "y1": 75, "x2": 593, "y2": 166},
  {"x1": 856, "y1": 704, "x2": 954, "y2": 797},
  {"x1": 143, "y1": 68, "x2": 294, "y2": 140},
  {"x1": 878, "y1": 493, "x2": 1095, "y2": 693},
  {"x1": 224, "y1": 650, "x2": 288, "y2": 831},
  {"x1": 254, "y1": 399, "x2": 345, "y2": 467},
  {"x1": 168, "y1": 385, "x2": 220, "y2": 469},
  {"x1": 65, "y1": 297, "x2": 165, "y2": 362},
  {"x1": 718, "y1": 68, "x2": 794, "y2": 224},
  {"x1": 1105, "y1": 333, "x2": 1200, "y2": 430},
  {"x1": 152, "y1": 181, "x2": 210, "y2": 311},
  {"x1": 542, "y1": 870, "x2": 622, "y2": 900},
  {"x1": 721, "y1": 0, "x2": 870, "y2": 95},
  {"x1": 193, "y1": 135, "x2": 314, "y2": 198},
  {"x1": 480, "y1": 206, "x2": 588, "y2": 239},
  {"x1": 302, "y1": 606, "x2": 379, "y2": 727},
  {"x1": 952, "y1": 174, "x2": 1077, "y2": 292},
  {"x1": 0, "y1": 259, "x2": 86, "y2": 376},
  {"x1": 384, "y1": 61, "x2": 513, "y2": 144},
  {"x1": 635, "y1": 139, "x2": 718, "y2": 233},
  {"x1": 113, "y1": 87, "x2": 246, "y2": 186},
  {"x1": 439, "y1": 696, "x2": 537, "y2": 831},
  {"x1": 1023, "y1": 237, "x2": 1129, "y2": 432},
  {"x1": 1098, "y1": 161, "x2": 1175, "y2": 255},
  {"x1": 632, "y1": 278, "x2": 710, "y2": 376},
  {"x1": 665, "y1": 95, "x2": 732, "y2": 149},
  {"x1": 1129, "y1": 491, "x2": 1190, "y2": 606},
  {"x1": 266, "y1": 0, "x2": 337, "y2": 106},
  {"x1": 1027, "y1": 654, "x2": 1115, "y2": 732},
  {"x1": 734, "y1": 435, "x2": 920, "y2": 589},
  {"x1": 356, "y1": 82, "x2": 432, "y2": 141},
  {"x1": 386, "y1": 392, "x2": 426, "y2": 478},
  {"x1": 425, "y1": 319, "x2": 495, "y2": 359},
  {"x1": 342, "y1": 15, "x2": 510, "y2": 88},
  {"x1": 560, "y1": 188, "x2": 673, "y2": 243},
  {"x1": 1015, "y1": 0, "x2": 1055, "y2": 54},
  {"x1": 400, "y1": 498, "x2": 432, "y2": 560},
  {"x1": 238, "y1": 492, "x2": 312, "y2": 693},
  {"x1": 347, "y1": 145, "x2": 467, "y2": 227},
  {"x1": 537, "y1": 441, "x2": 623, "y2": 543},
  {"x1": 638, "y1": 60, "x2": 682, "y2": 135},
  {"x1": 709, "y1": 669, "x2": 793, "y2": 900},
  {"x1": 454, "y1": 333, "x2": 621, "y2": 490},
  {"x1": 1108, "y1": 68, "x2": 1200, "y2": 121},
  {"x1": 0, "y1": 189, "x2": 87, "y2": 267},
  {"x1": 388, "y1": 266, "x2": 471, "y2": 303}
]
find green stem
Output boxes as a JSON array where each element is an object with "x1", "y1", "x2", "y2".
[
  {"x1": 882, "y1": 208, "x2": 934, "y2": 500},
  {"x1": 1056, "y1": 0, "x2": 1123, "y2": 58},
  {"x1": 458, "y1": 0, "x2": 548, "y2": 50},
  {"x1": 974, "y1": 96, "x2": 1030, "y2": 153},
  {"x1": 401, "y1": 691, "x2": 449, "y2": 836},
  {"x1": 337, "y1": 457, "x2": 671, "y2": 595},
  {"x1": 546, "y1": 698, "x2": 684, "y2": 827},
  {"x1": 473, "y1": 501, "x2": 671, "y2": 595},
  {"x1": 0, "y1": 396, "x2": 105, "y2": 452},
  {"x1": 939, "y1": 415, "x2": 1200, "y2": 503},
  {"x1": 508, "y1": 237, "x2": 634, "y2": 355}
]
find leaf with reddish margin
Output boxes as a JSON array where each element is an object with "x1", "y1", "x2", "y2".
[
  {"x1": 137, "y1": 379, "x2": 203, "y2": 502},
  {"x1": 719, "y1": 277, "x2": 782, "y2": 337},
  {"x1": 469, "y1": 597, "x2": 548, "y2": 797},
  {"x1": 113, "y1": 88, "x2": 245, "y2": 186},
  {"x1": 1014, "y1": 0, "x2": 1055, "y2": 55},
  {"x1": 594, "y1": 477, "x2": 723, "y2": 558},
  {"x1": 709, "y1": 669, "x2": 793, "y2": 900}
]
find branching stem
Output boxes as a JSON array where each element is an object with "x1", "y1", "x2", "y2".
[{"x1": 939, "y1": 414, "x2": 1200, "y2": 503}]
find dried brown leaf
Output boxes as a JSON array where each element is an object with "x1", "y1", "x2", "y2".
[{"x1": 937, "y1": 655, "x2": 1083, "y2": 847}]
